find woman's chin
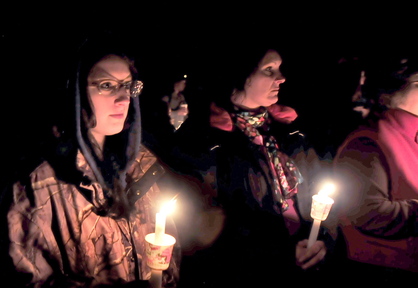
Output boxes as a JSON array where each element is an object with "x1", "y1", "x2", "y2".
[{"x1": 265, "y1": 97, "x2": 278, "y2": 107}]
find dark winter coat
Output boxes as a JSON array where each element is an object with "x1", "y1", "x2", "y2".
[{"x1": 169, "y1": 103, "x2": 327, "y2": 288}]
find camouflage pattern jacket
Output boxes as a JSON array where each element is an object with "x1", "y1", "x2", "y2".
[{"x1": 5, "y1": 145, "x2": 180, "y2": 288}]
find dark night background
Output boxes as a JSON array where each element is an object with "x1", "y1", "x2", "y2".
[{"x1": 1, "y1": 1, "x2": 415, "y2": 166}]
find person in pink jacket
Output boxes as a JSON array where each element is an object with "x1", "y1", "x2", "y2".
[{"x1": 332, "y1": 55, "x2": 418, "y2": 284}]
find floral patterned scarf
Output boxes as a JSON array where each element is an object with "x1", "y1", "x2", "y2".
[{"x1": 232, "y1": 106, "x2": 302, "y2": 212}]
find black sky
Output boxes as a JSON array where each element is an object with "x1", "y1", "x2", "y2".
[{"x1": 1, "y1": 1, "x2": 415, "y2": 146}]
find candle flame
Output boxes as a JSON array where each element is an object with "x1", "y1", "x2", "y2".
[
  {"x1": 318, "y1": 183, "x2": 335, "y2": 197},
  {"x1": 160, "y1": 194, "x2": 178, "y2": 215}
]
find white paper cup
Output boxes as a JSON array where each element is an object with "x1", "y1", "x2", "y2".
[
  {"x1": 145, "y1": 233, "x2": 176, "y2": 270},
  {"x1": 310, "y1": 194, "x2": 334, "y2": 221}
]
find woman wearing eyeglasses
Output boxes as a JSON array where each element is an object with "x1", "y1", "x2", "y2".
[{"x1": 0, "y1": 32, "x2": 181, "y2": 288}]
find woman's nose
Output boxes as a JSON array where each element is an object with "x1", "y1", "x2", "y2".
[
  {"x1": 275, "y1": 75, "x2": 286, "y2": 83},
  {"x1": 115, "y1": 93, "x2": 130, "y2": 104}
]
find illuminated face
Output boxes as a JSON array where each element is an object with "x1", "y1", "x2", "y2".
[
  {"x1": 232, "y1": 49, "x2": 286, "y2": 109},
  {"x1": 87, "y1": 55, "x2": 132, "y2": 147}
]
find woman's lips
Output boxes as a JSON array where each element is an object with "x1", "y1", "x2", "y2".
[{"x1": 110, "y1": 113, "x2": 125, "y2": 119}]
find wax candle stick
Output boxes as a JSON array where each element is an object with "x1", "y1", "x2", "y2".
[
  {"x1": 154, "y1": 212, "x2": 166, "y2": 245},
  {"x1": 154, "y1": 195, "x2": 178, "y2": 245},
  {"x1": 308, "y1": 183, "x2": 335, "y2": 248},
  {"x1": 149, "y1": 269, "x2": 162, "y2": 288},
  {"x1": 148, "y1": 195, "x2": 178, "y2": 288},
  {"x1": 308, "y1": 219, "x2": 321, "y2": 248}
]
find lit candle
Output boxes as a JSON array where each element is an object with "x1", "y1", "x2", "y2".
[
  {"x1": 154, "y1": 195, "x2": 177, "y2": 245},
  {"x1": 308, "y1": 183, "x2": 335, "y2": 248}
]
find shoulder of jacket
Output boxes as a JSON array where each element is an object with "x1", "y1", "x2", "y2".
[
  {"x1": 336, "y1": 128, "x2": 381, "y2": 160},
  {"x1": 29, "y1": 161, "x2": 59, "y2": 190},
  {"x1": 134, "y1": 145, "x2": 158, "y2": 169},
  {"x1": 345, "y1": 127, "x2": 379, "y2": 146},
  {"x1": 127, "y1": 147, "x2": 166, "y2": 201}
]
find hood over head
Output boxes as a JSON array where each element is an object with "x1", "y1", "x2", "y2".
[{"x1": 50, "y1": 31, "x2": 143, "y2": 217}]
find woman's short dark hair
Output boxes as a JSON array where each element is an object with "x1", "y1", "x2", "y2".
[
  {"x1": 366, "y1": 54, "x2": 418, "y2": 98},
  {"x1": 186, "y1": 41, "x2": 283, "y2": 112}
]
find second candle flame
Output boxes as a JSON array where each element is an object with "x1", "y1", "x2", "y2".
[{"x1": 160, "y1": 194, "x2": 178, "y2": 215}]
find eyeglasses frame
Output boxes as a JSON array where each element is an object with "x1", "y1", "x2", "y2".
[{"x1": 89, "y1": 79, "x2": 144, "y2": 98}]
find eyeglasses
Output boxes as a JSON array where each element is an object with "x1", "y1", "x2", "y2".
[{"x1": 89, "y1": 79, "x2": 144, "y2": 98}]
